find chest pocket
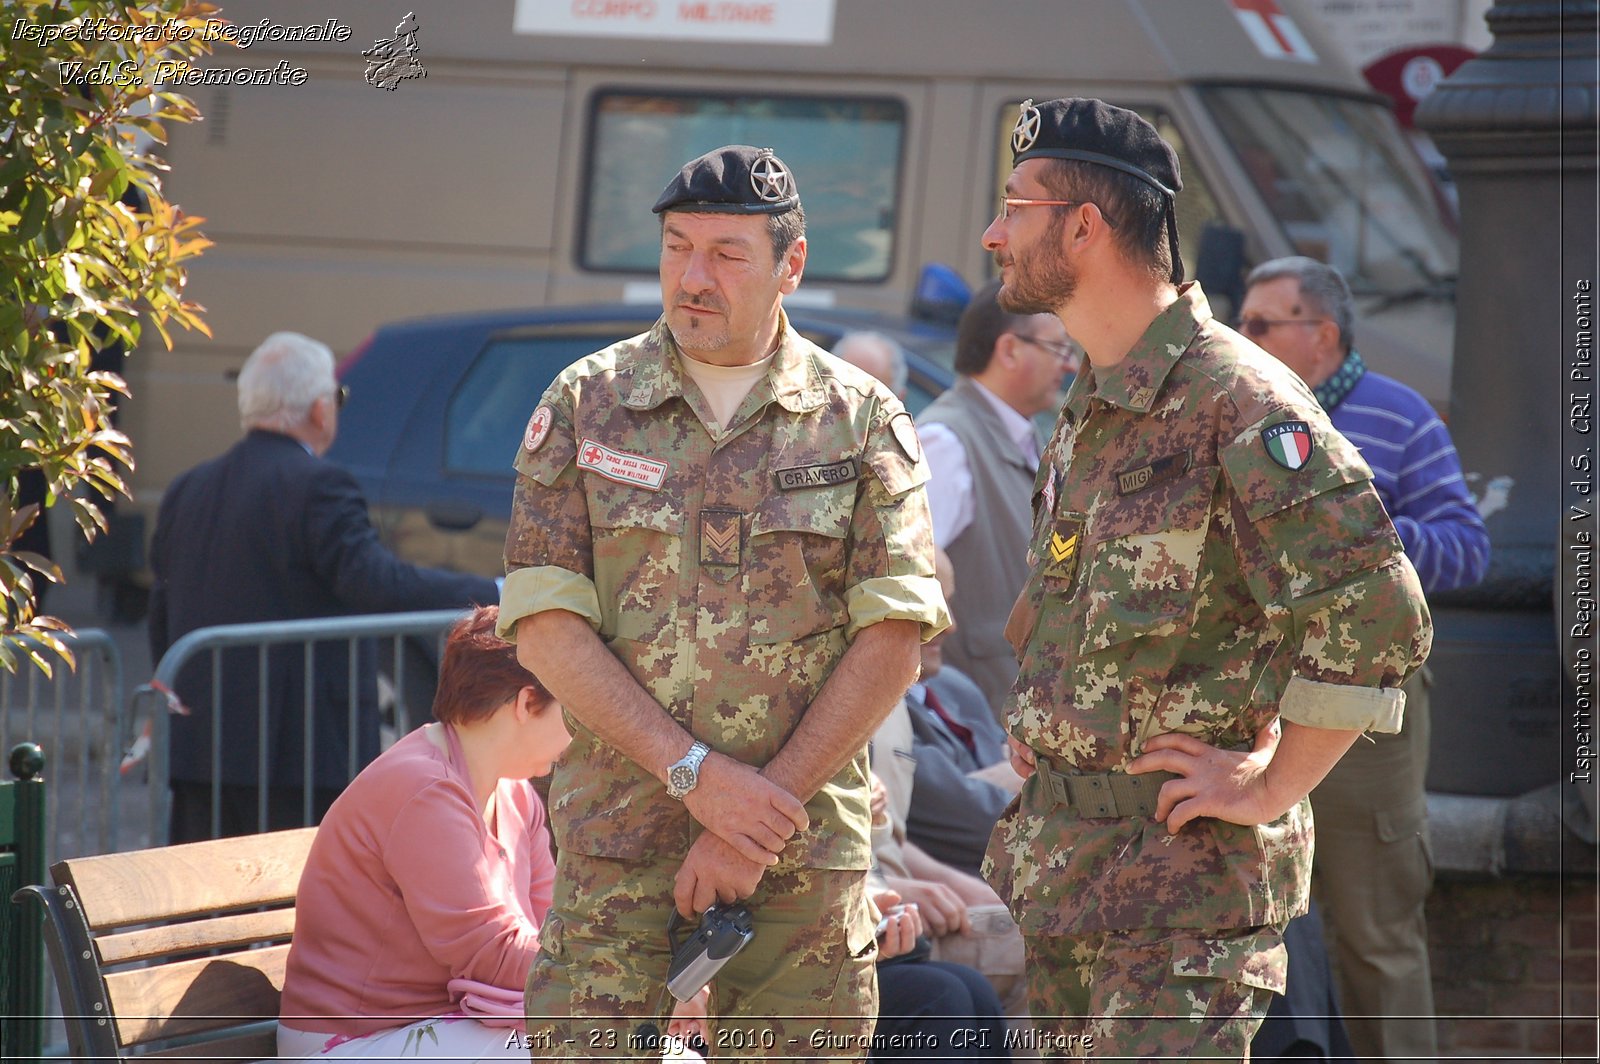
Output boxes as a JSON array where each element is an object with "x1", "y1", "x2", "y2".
[
  {"x1": 746, "y1": 481, "x2": 855, "y2": 645},
  {"x1": 588, "y1": 488, "x2": 684, "y2": 645},
  {"x1": 1079, "y1": 465, "x2": 1220, "y2": 654}
]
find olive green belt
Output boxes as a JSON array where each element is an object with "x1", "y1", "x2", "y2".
[{"x1": 1034, "y1": 756, "x2": 1177, "y2": 819}]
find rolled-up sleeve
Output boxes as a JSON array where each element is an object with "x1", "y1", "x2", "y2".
[
  {"x1": 1223, "y1": 409, "x2": 1433, "y2": 733},
  {"x1": 846, "y1": 409, "x2": 951, "y2": 642}
]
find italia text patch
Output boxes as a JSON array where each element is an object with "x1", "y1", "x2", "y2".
[
  {"x1": 1116, "y1": 451, "x2": 1192, "y2": 495},
  {"x1": 1263, "y1": 421, "x2": 1315, "y2": 471},
  {"x1": 774, "y1": 458, "x2": 858, "y2": 491},
  {"x1": 577, "y1": 439, "x2": 668, "y2": 490}
]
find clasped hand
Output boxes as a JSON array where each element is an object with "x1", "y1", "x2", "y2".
[{"x1": 679, "y1": 752, "x2": 807, "y2": 864}]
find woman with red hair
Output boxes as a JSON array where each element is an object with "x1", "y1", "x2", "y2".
[{"x1": 277, "y1": 604, "x2": 573, "y2": 1059}]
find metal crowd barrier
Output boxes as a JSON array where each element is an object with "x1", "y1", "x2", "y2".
[
  {"x1": 0, "y1": 629, "x2": 132, "y2": 866},
  {"x1": 136, "y1": 609, "x2": 465, "y2": 844}
]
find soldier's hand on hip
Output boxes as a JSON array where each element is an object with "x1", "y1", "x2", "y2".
[
  {"x1": 682, "y1": 752, "x2": 808, "y2": 865},
  {"x1": 1128, "y1": 730, "x2": 1278, "y2": 833},
  {"x1": 673, "y1": 831, "x2": 768, "y2": 917},
  {"x1": 1006, "y1": 737, "x2": 1037, "y2": 780}
]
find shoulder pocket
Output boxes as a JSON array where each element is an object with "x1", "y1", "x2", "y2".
[{"x1": 1221, "y1": 410, "x2": 1372, "y2": 522}]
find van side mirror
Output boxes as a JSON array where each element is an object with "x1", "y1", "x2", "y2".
[{"x1": 1195, "y1": 223, "x2": 1247, "y2": 322}]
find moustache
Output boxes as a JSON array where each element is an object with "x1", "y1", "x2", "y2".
[{"x1": 674, "y1": 291, "x2": 728, "y2": 314}]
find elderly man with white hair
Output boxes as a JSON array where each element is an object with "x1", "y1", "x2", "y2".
[{"x1": 149, "y1": 331, "x2": 498, "y2": 843}]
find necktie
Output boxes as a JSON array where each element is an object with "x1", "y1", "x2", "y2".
[{"x1": 922, "y1": 686, "x2": 976, "y2": 760}]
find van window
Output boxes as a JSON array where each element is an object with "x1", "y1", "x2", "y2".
[
  {"x1": 1200, "y1": 87, "x2": 1457, "y2": 296},
  {"x1": 444, "y1": 334, "x2": 599, "y2": 476},
  {"x1": 582, "y1": 91, "x2": 906, "y2": 282},
  {"x1": 992, "y1": 102, "x2": 1223, "y2": 285}
]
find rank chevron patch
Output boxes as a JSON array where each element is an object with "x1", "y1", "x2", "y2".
[{"x1": 699, "y1": 508, "x2": 742, "y2": 568}]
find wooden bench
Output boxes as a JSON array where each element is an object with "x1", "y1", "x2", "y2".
[{"x1": 14, "y1": 827, "x2": 316, "y2": 1062}]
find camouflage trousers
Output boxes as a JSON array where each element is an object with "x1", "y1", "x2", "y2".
[
  {"x1": 1017, "y1": 926, "x2": 1286, "y2": 1062},
  {"x1": 523, "y1": 850, "x2": 879, "y2": 1061}
]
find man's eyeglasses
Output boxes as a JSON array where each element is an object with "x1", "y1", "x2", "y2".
[
  {"x1": 1237, "y1": 318, "x2": 1328, "y2": 339},
  {"x1": 1012, "y1": 334, "x2": 1077, "y2": 362},
  {"x1": 334, "y1": 385, "x2": 350, "y2": 410},
  {"x1": 997, "y1": 197, "x2": 1118, "y2": 228}
]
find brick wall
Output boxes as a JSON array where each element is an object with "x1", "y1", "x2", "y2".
[{"x1": 1428, "y1": 874, "x2": 1597, "y2": 1060}]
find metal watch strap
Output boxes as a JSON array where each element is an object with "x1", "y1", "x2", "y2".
[{"x1": 667, "y1": 740, "x2": 711, "y2": 800}]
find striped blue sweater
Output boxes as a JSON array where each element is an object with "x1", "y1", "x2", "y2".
[{"x1": 1324, "y1": 359, "x2": 1490, "y2": 593}]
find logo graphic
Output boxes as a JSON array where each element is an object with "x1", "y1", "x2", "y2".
[
  {"x1": 523, "y1": 406, "x2": 553, "y2": 454},
  {"x1": 749, "y1": 149, "x2": 795, "y2": 203},
  {"x1": 363, "y1": 11, "x2": 426, "y2": 91},
  {"x1": 1011, "y1": 98, "x2": 1041, "y2": 153},
  {"x1": 1262, "y1": 420, "x2": 1315, "y2": 470}
]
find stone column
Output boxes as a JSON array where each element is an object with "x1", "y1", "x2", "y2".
[{"x1": 1415, "y1": 0, "x2": 1597, "y2": 807}]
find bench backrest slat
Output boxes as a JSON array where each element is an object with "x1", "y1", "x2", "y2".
[
  {"x1": 94, "y1": 907, "x2": 297, "y2": 966},
  {"x1": 105, "y1": 943, "x2": 290, "y2": 1046},
  {"x1": 53, "y1": 828, "x2": 316, "y2": 930}
]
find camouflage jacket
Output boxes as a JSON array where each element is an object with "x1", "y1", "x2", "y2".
[
  {"x1": 989, "y1": 283, "x2": 1431, "y2": 935},
  {"x1": 499, "y1": 314, "x2": 947, "y2": 870}
]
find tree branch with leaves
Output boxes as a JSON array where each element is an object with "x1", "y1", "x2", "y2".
[{"x1": 1, "y1": 1, "x2": 216, "y2": 673}]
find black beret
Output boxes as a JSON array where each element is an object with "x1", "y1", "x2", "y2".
[
  {"x1": 651, "y1": 145, "x2": 800, "y2": 215},
  {"x1": 1010, "y1": 97, "x2": 1181, "y2": 198}
]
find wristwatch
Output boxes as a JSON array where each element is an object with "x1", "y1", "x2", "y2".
[{"x1": 666, "y1": 740, "x2": 712, "y2": 800}]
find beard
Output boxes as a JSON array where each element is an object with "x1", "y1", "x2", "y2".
[
  {"x1": 995, "y1": 218, "x2": 1079, "y2": 314},
  {"x1": 665, "y1": 290, "x2": 731, "y2": 354}
]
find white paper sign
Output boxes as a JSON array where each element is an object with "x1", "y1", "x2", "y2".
[{"x1": 514, "y1": 0, "x2": 835, "y2": 45}]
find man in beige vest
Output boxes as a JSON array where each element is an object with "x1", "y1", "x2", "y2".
[{"x1": 918, "y1": 279, "x2": 1078, "y2": 720}]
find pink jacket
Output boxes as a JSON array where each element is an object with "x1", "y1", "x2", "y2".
[{"x1": 280, "y1": 725, "x2": 554, "y2": 1037}]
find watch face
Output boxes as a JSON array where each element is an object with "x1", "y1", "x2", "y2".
[{"x1": 669, "y1": 764, "x2": 695, "y2": 794}]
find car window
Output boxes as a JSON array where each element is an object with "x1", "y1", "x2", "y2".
[
  {"x1": 582, "y1": 91, "x2": 906, "y2": 282},
  {"x1": 444, "y1": 333, "x2": 611, "y2": 476}
]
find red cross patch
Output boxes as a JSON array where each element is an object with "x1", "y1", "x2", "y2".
[{"x1": 523, "y1": 406, "x2": 553, "y2": 453}]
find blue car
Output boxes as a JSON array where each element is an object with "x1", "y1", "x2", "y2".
[{"x1": 329, "y1": 303, "x2": 957, "y2": 581}]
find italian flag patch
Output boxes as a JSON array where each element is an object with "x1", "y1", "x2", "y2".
[{"x1": 1262, "y1": 420, "x2": 1315, "y2": 470}]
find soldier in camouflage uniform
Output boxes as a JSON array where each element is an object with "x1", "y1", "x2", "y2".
[
  {"x1": 978, "y1": 98, "x2": 1432, "y2": 1060},
  {"x1": 498, "y1": 145, "x2": 948, "y2": 1059}
]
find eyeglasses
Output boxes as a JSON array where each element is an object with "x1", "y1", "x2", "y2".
[
  {"x1": 997, "y1": 196, "x2": 1119, "y2": 228},
  {"x1": 333, "y1": 384, "x2": 350, "y2": 410},
  {"x1": 1011, "y1": 334, "x2": 1077, "y2": 362},
  {"x1": 1237, "y1": 318, "x2": 1328, "y2": 339}
]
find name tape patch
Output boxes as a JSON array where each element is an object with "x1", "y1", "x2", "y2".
[
  {"x1": 774, "y1": 458, "x2": 858, "y2": 492},
  {"x1": 577, "y1": 438, "x2": 668, "y2": 491},
  {"x1": 1116, "y1": 451, "x2": 1192, "y2": 496}
]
